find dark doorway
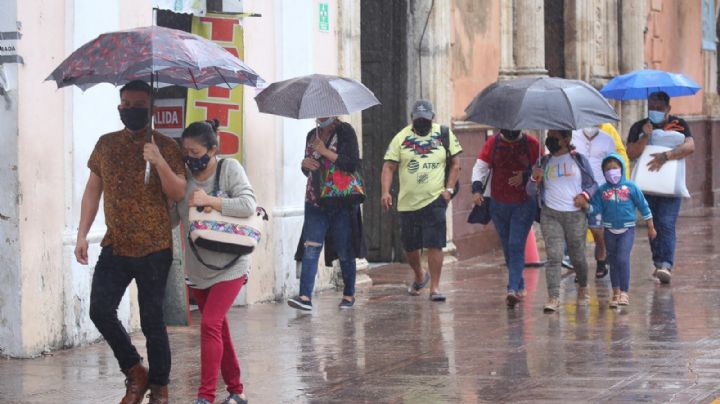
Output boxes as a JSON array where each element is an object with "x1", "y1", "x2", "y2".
[
  {"x1": 361, "y1": 0, "x2": 408, "y2": 262},
  {"x1": 544, "y1": 0, "x2": 565, "y2": 78}
]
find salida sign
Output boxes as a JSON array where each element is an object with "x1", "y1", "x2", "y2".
[
  {"x1": 153, "y1": 99, "x2": 184, "y2": 138},
  {"x1": 154, "y1": 107, "x2": 182, "y2": 129}
]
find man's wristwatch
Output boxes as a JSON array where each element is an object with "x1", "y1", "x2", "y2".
[{"x1": 445, "y1": 187, "x2": 454, "y2": 195}]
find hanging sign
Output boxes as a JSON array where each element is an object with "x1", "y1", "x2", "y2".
[{"x1": 0, "y1": 31, "x2": 22, "y2": 64}]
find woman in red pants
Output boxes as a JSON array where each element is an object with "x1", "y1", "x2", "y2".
[{"x1": 173, "y1": 120, "x2": 257, "y2": 404}]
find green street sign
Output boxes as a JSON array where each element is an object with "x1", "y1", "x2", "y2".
[{"x1": 319, "y1": 3, "x2": 329, "y2": 32}]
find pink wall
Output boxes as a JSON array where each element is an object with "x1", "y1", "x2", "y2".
[
  {"x1": 645, "y1": 0, "x2": 704, "y2": 115},
  {"x1": 450, "y1": 0, "x2": 500, "y2": 119}
]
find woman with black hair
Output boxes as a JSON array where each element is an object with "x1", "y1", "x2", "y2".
[
  {"x1": 173, "y1": 119, "x2": 255, "y2": 404},
  {"x1": 527, "y1": 129, "x2": 597, "y2": 313},
  {"x1": 471, "y1": 129, "x2": 542, "y2": 308},
  {"x1": 288, "y1": 116, "x2": 366, "y2": 311}
]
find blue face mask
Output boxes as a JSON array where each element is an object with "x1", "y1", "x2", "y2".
[
  {"x1": 316, "y1": 117, "x2": 336, "y2": 128},
  {"x1": 648, "y1": 110, "x2": 666, "y2": 125}
]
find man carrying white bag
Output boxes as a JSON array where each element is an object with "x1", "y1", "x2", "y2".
[{"x1": 626, "y1": 91, "x2": 695, "y2": 284}]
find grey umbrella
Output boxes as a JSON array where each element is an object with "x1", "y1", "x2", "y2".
[
  {"x1": 254, "y1": 74, "x2": 380, "y2": 119},
  {"x1": 465, "y1": 77, "x2": 618, "y2": 130}
]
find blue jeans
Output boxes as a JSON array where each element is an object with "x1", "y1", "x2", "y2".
[
  {"x1": 490, "y1": 197, "x2": 536, "y2": 292},
  {"x1": 645, "y1": 195, "x2": 682, "y2": 270},
  {"x1": 299, "y1": 202, "x2": 357, "y2": 298},
  {"x1": 605, "y1": 227, "x2": 635, "y2": 292}
]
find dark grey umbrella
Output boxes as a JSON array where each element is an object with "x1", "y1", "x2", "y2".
[
  {"x1": 465, "y1": 77, "x2": 618, "y2": 130},
  {"x1": 254, "y1": 74, "x2": 380, "y2": 119}
]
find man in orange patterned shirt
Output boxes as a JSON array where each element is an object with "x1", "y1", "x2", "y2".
[{"x1": 74, "y1": 80, "x2": 186, "y2": 404}]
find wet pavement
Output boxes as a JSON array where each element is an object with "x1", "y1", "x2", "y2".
[{"x1": 4, "y1": 212, "x2": 720, "y2": 403}]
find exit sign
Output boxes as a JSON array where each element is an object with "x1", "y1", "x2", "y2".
[{"x1": 319, "y1": 3, "x2": 329, "y2": 32}]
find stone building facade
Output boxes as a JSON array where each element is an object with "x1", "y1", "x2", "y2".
[
  {"x1": 450, "y1": 0, "x2": 720, "y2": 258},
  {"x1": 2, "y1": 0, "x2": 719, "y2": 357}
]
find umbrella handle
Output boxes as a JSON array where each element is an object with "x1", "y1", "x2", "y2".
[
  {"x1": 145, "y1": 72, "x2": 155, "y2": 185},
  {"x1": 144, "y1": 161, "x2": 151, "y2": 184}
]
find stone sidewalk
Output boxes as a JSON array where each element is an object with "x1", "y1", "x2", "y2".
[{"x1": 3, "y1": 213, "x2": 720, "y2": 403}]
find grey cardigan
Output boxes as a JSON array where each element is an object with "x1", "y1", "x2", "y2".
[
  {"x1": 172, "y1": 158, "x2": 257, "y2": 289},
  {"x1": 526, "y1": 151, "x2": 598, "y2": 208}
]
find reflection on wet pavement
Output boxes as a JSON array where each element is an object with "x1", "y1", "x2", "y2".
[{"x1": 3, "y1": 215, "x2": 720, "y2": 402}]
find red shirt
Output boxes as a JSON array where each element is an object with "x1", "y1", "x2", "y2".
[{"x1": 478, "y1": 134, "x2": 542, "y2": 204}]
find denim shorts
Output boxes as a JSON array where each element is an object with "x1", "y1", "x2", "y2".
[
  {"x1": 587, "y1": 211, "x2": 602, "y2": 228},
  {"x1": 400, "y1": 197, "x2": 447, "y2": 251}
]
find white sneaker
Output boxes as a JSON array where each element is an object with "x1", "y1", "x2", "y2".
[
  {"x1": 656, "y1": 268, "x2": 671, "y2": 284},
  {"x1": 543, "y1": 298, "x2": 560, "y2": 313}
]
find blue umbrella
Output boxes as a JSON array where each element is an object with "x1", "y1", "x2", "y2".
[{"x1": 600, "y1": 69, "x2": 701, "y2": 100}]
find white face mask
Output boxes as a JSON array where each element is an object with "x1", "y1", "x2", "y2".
[{"x1": 582, "y1": 127, "x2": 599, "y2": 138}]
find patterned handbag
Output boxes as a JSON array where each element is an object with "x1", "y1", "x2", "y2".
[
  {"x1": 317, "y1": 161, "x2": 366, "y2": 206},
  {"x1": 188, "y1": 159, "x2": 269, "y2": 270}
]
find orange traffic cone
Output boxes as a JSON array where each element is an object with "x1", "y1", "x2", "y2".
[{"x1": 525, "y1": 225, "x2": 545, "y2": 267}]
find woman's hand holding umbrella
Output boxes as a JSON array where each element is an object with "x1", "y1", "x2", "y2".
[
  {"x1": 531, "y1": 166, "x2": 544, "y2": 183},
  {"x1": 310, "y1": 135, "x2": 329, "y2": 156}
]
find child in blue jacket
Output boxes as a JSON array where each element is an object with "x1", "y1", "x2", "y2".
[{"x1": 580, "y1": 153, "x2": 656, "y2": 307}]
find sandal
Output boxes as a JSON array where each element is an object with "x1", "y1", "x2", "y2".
[
  {"x1": 595, "y1": 260, "x2": 608, "y2": 279},
  {"x1": 407, "y1": 271, "x2": 430, "y2": 296},
  {"x1": 618, "y1": 292, "x2": 629, "y2": 306},
  {"x1": 430, "y1": 292, "x2": 446, "y2": 302}
]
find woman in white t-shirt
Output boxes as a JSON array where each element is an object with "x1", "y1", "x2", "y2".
[{"x1": 527, "y1": 129, "x2": 598, "y2": 312}]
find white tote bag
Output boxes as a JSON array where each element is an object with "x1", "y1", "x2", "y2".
[
  {"x1": 630, "y1": 130, "x2": 690, "y2": 198},
  {"x1": 188, "y1": 159, "x2": 269, "y2": 270}
]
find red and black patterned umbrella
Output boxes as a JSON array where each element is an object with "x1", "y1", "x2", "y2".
[{"x1": 46, "y1": 25, "x2": 263, "y2": 90}]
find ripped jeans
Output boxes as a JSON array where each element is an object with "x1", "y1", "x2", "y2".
[{"x1": 299, "y1": 202, "x2": 357, "y2": 298}]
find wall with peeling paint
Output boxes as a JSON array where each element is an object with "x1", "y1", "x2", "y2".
[
  {"x1": 0, "y1": 0, "x2": 148, "y2": 358},
  {"x1": 644, "y1": 0, "x2": 705, "y2": 116},
  {"x1": 450, "y1": 0, "x2": 500, "y2": 118},
  {"x1": 16, "y1": 0, "x2": 68, "y2": 357},
  {"x1": 0, "y1": 0, "x2": 22, "y2": 357}
]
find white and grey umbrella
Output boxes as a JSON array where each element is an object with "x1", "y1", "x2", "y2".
[
  {"x1": 465, "y1": 77, "x2": 618, "y2": 130},
  {"x1": 254, "y1": 74, "x2": 380, "y2": 119}
]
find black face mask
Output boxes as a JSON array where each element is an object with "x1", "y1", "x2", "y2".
[
  {"x1": 119, "y1": 107, "x2": 150, "y2": 131},
  {"x1": 184, "y1": 154, "x2": 211, "y2": 173},
  {"x1": 501, "y1": 130, "x2": 521, "y2": 141},
  {"x1": 412, "y1": 118, "x2": 432, "y2": 136},
  {"x1": 545, "y1": 137, "x2": 563, "y2": 154}
]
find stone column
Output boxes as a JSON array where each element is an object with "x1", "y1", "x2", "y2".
[
  {"x1": 498, "y1": 0, "x2": 515, "y2": 79},
  {"x1": 337, "y1": 0, "x2": 363, "y2": 140},
  {"x1": 513, "y1": 0, "x2": 547, "y2": 77},
  {"x1": 564, "y1": 0, "x2": 619, "y2": 86},
  {"x1": 619, "y1": 0, "x2": 646, "y2": 138}
]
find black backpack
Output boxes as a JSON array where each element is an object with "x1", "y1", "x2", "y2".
[{"x1": 440, "y1": 125, "x2": 460, "y2": 199}]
